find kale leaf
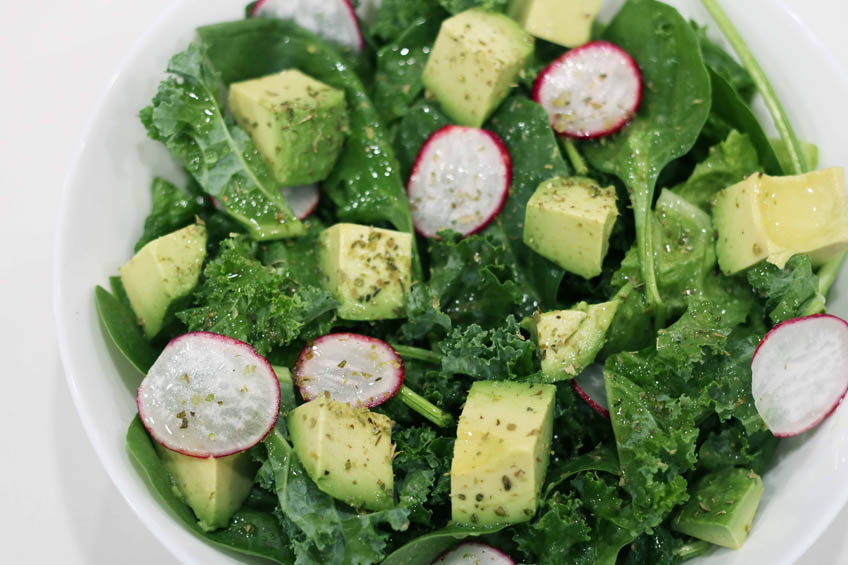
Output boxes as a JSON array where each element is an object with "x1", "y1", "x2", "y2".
[
  {"x1": 746, "y1": 254, "x2": 822, "y2": 324},
  {"x1": 437, "y1": 315, "x2": 536, "y2": 380},
  {"x1": 134, "y1": 177, "x2": 204, "y2": 252}
]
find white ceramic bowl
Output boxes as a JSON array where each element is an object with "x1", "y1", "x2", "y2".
[{"x1": 54, "y1": 1, "x2": 848, "y2": 563}]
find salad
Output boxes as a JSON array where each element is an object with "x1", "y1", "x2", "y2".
[{"x1": 93, "y1": 0, "x2": 848, "y2": 563}]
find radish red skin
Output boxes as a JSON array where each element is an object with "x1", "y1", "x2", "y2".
[
  {"x1": 293, "y1": 333, "x2": 405, "y2": 408},
  {"x1": 137, "y1": 332, "x2": 281, "y2": 459},
  {"x1": 533, "y1": 40, "x2": 643, "y2": 139},
  {"x1": 571, "y1": 379, "x2": 610, "y2": 419},
  {"x1": 752, "y1": 314, "x2": 848, "y2": 437},
  {"x1": 251, "y1": 0, "x2": 364, "y2": 51},
  {"x1": 407, "y1": 125, "x2": 512, "y2": 239}
]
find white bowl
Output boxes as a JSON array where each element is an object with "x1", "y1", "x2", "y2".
[{"x1": 54, "y1": 1, "x2": 848, "y2": 563}]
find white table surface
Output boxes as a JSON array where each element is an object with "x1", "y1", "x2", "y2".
[{"x1": 3, "y1": 0, "x2": 848, "y2": 563}]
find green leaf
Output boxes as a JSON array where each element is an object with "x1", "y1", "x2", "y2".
[
  {"x1": 707, "y1": 67, "x2": 783, "y2": 175},
  {"x1": 671, "y1": 130, "x2": 760, "y2": 210},
  {"x1": 773, "y1": 138, "x2": 819, "y2": 173},
  {"x1": 398, "y1": 283, "x2": 453, "y2": 341},
  {"x1": 699, "y1": 420, "x2": 778, "y2": 476},
  {"x1": 437, "y1": 0, "x2": 509, "y2": 14},
  {"x1": 126, "y1": 417, "x2": 294, "y2": 563},
  {"x1": 197, "y1": 19, "x2": 415, "y2": 236},
  {"x1": 693, "y1": 25, "x2": 755, "y2": 101},
  {"x1": 374, "y1": 17, "x2": 441, "y2": 123},
  {"x1": 134, "y1": 178, "x2": 204, "y2": 252},
  {"x1": 437, "y1": 315, "x2": 536, "y2": 380},
  {"x1": 141, "y1": 43, "x2": 302, "y2": 240},
  {"x1": 513, "y1": 492, "x2": 591, "y2": 563},
  {"x1": 393, "y1": 101, "x2": 452, "y2": 180},
  {"x1": 177, "y1": 237, "x2": 337, "y2": 356},
  {"x1": 746, "y1": 254, "x2": 822, "y2": 324},
  {"x1": 258, "y1": 219, "x2": 327, "y2": 288},
  {"x1": 372, "y1": 0, "x2": 446, "y2": 43},
  {"x1": 382, "y1": 524, "x2": 507, "y2": 565},
  {"x1": 584, "y1": 0, "x2": 711, "y2": 311},
  {"x1": 94, "y1": 286, "x2": 160, "y2": 376}
]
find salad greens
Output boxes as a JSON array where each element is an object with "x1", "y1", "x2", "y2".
[{"x1": 94, "y1": 0, "x2": 847, "y2": 563}]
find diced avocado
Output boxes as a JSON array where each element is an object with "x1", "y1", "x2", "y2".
[
  {"x1": 288, "y1": 395, "x2": 394, "y2": 511},
  {"x1": 451, "y1": 381, "x2": 556, "y2": 526},
  {"x1": 319, "y1": 223, "x2": 412, "y2": 320},
  {"x1": 672, "y1": 468, "x2": 764, "y2": 549},
  {"x1": 422, "y1": 9, "x2": 534, "y2": 127},
  {"x1": 537, "y1": 300, "x2": 619, "y2": 380},
  {"x1": 155, "y1": 444, "x2": 257, "y2": 531},
  {"x1": 713, "y1": 168, "x2": 848, "y2": 275},
  {"x1": 523, "y1": 176, "x2": 618, "y2": 279},
  {"x1": 509, "y1": 0, "x2": 602, "y2": 48},
  {"x1": 228, "y1": 70, "x2": 349, "y2": 186},
  {"x1": 119, "y1": 224, "x2": 206, "y2": 338}
]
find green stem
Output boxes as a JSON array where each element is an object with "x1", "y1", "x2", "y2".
[
  {"x1": 561, "y1": 137, "x2": 589, "y2": 176},
  {"x1": 802, "y1": 250, "x2": 847, "y2": 316},
  {"x1": 398, "y1": 386, "x2": 453, "y2": 428},
  {"x1": 701, "y1": 0, "x2": 807, "y2": 175},
  {"x1": 391, "y1": 344, "x2": 442, "y2": 364},
  {"x1": 674, "y1": 540, "x2": 713, "y2": 561}
]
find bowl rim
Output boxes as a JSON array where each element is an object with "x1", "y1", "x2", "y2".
[{"x1": 52, "y1": 0, "x2": 848, "y2": 563}]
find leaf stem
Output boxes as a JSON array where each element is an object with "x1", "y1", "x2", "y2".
[
  {"x1": 701, "y1": 0, "x2": 807, "y2": 175},
  {"x1": 398, "y1": 386, "x2": 453, "y2": 428},
  {"x1": 561, "y1": 137, "x2": 589, "y2": 176},
  {"x1": 802, "y1": 251, "x2": 847, "y2": 317},
  {"x1": 674, "y1": 540, "x2": 712, "y2": 561},
  {"x1": 391, "y1": 343, "x2": 442, "y2": 364}
]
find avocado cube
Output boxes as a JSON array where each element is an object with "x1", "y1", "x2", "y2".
[
  {"x1": 509, "y1": 0, "x2": 602, "y2": 48},
  {"x1": 523, "y1": 176, "x2": 617, "y2": 279},
  {"x1": 672, "y1": 468, "x2": 764, "y2": 549},
  {"x1": 537, "y1": 300, "x2": 619, "y2": 380},
  {"x1": 422, "y1": 9, "x2": 534, "y2": 127},
  {"x1": 319, "y1": 223, "x2": 412, "y2": 320},
  {"x1": 288, "y1": 396, "x2": 394, "y2": 511},
  {"x1": 451, "y1": 381, "x2": 556, "y2": 526},
  {"x1": 713, "y1": 167, "x2": 848, "y2": 275},
  {"x1": 156, "y1": 445, "x2": 257, "y2": 531},
  {"x1": 119, "y1": 224, "x2": 206, "y2": 338},
  {"x1": 228, "y1": 70, "x2": 349, "y2": 186}
]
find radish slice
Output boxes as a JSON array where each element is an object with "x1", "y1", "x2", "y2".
[
  {"x1": 752, "y1": 314, "x2": 848, "y2": 437},
  {"x1": 293, "y1": 333, "x2": 405, "y2": 407},
  {"x1": 533, "y1": 40, "x2": 642, "y2": 139},
  {"x1": 137, "y1": 332, "x2": 281, "y2": 458},
  {"x1": 432, "y1": 542, "x2": 514, "y2": 565},
  {"x1": 572, "y1": 363, "x2": 609, "y2": 419},
  {"x1": 281, "y1": 184, "x2": 320, "y2": 220},
  {"x1": 407, "y1": 126, "x2": 512, "y2": 238},
  {"x1": 251, "y1": 0, "x2": 364, "y2": 51}
]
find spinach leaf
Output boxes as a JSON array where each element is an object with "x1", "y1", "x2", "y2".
[
  {"x1": 747, "y1": 254, "x2": 822, "y2": 324},
  {"x1": 140, "y1": 43, "x2": 303, "y2": 240},
  {"x1": 177, "y1": 236, "x2": 337, "y2": 356},
  {"x1": 264, "y1": 428, "x2": 410, "y2": 564},
  {"x1": 134, "y1": 178, "x2": 204, "y2": 252},
  {"x1": 382, "y1": 524, "x2": 507, "y2": 565},
  {"x1": 94, "y1": 286, "x2": 160, "y2": 376},
  {"x1": 437, "y1": 0, "x2": 509, "y2": 14},
  {"x1": 708, "y1": 67, "x2": 783, "y2": 175},
  {"x1": 672, "y1": 130, "x2": 760, "y2": 210},
  {"x1": 393, "y1": 101, "x2": 452, "y2": 179},
  {"x1": 486, "y1": 96, "x2": 570, "y2": 309},
  {"x1": 197, "y1": 19, "x2": 415, "y2": 237},
  {"x1": 584, "y1": 0, "x2": 711, "y2": 310},
  {"x1": 374, "y1": 17, "x2": 441, "y2": 123},
  {"x1": 372, "y1": 0, "x2": 446, "y2": 43},
  {"x1": 126, "y1": 417, "x2": 294, "y2": 564},
  {"x1": 693, "y1": 25, "x2": 754, "y2": 101}
]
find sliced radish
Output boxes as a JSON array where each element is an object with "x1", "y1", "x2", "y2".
[
  {"x1": 407, "y1": 126, "x2": 512, "y2": 238},
  {"x1": 137, "y1": 332, "x2": 281, "y2": 458},
  {"x1": 533, "y1": 40, "x2": 642, "y2": 139},
  {"x1": 752, "y1": 314, "x2": 848, "y2": 437},
  {"x1": 573, "y1": 363, "x2": 609, "y2": 419},
  {"x1": 432, "y1": 542, "x2": 514, "y2": 565},
  {"x1": 293, "y1": 333, "x2": 405, "y2": 407},
  {"x1": 251, "y1": 0, "x2": 364, "y2": 52},
  {"x1": 281, "y1": 184, "x2": 320, "y2": 220}
]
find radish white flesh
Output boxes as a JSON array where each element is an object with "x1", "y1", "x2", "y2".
[
  {"x1": 294, "y1": 333, "x2": 405, "y2": 407},
  {"x1": 251, "y1": 0, "x2": 364, "y2": 51},
  {"x1": 431, "y1": 542, "x2": 514, "y2": 565},
  {"x1": 408, "y1": 126, "x2": 512, "y2": 238},
  {"x1": 137, "y1": 332, "x2": 281, "y2": 458},
  {"x1": 752, "y1": 314, "x2": 848, "y2": 437},
  {"x1": 533, "y1": 40, "x2": 642, "y2": 139},
  {"x1": 281, "y1": 184, "x2": 320, "y2": 220},
  {"x1": 573, "y1": 363, "x2": 609, "y2": 419}
]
